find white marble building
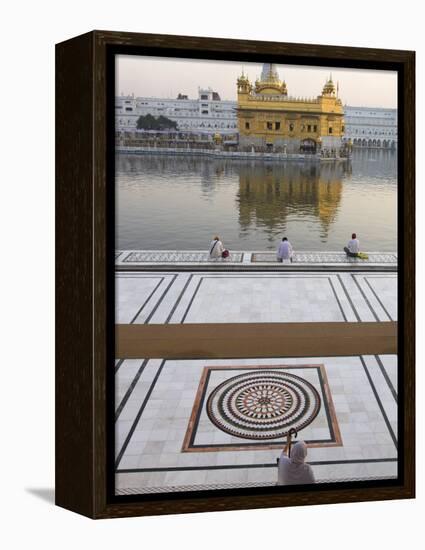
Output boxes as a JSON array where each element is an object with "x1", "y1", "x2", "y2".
[
  {"x1": 115, "y1": 88, "x2": 237, "y2": 135},
  {"x1": 116, "y1": 91, "x2": 397, "y2": 150},
  {"x1": 343, "y1": 106, "x2": 397, "y2": 149}
]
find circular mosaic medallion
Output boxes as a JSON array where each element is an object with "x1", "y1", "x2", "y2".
[{"x1": 206, "y1": 370, "x2": 321, "y2": 440}]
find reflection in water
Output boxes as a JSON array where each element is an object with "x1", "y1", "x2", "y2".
[
  {"x1": 237, "y1": 162, "x2": 346, "y2": 244},
  {"x1": 116, "y1": 149, "x2": 397, "y2": 251}
]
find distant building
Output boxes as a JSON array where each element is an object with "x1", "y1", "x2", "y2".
[
  {"x1": 115, "y1": 88, "x2": 237, "y2": 136},
  {"x1": 236, "y1": 64, "x2": 345, "y2": 154},
  {"x1": 115, "y1": 78, "x2": 397, "y2": 151},
  {"x1": 343, "y1": 106, "x2": 397, "y2": 149}
]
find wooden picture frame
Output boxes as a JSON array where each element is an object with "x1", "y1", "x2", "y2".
[{"x1": 56, "y1": 30, "x2": 415, "y2": 519}]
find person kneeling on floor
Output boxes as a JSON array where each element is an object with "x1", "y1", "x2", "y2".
[
  {"x1": 209, "y1": 235, "x2": 229, "y2": 260},
  {"x1": 277, "y1": 440, "x2": 315, "y2": 485},
  {"x1": 277, "y1": 237, "x2": 294, "y2": 263},
  {"x1": 344, "y1": 233, "x2": 360, "y2": 257}
]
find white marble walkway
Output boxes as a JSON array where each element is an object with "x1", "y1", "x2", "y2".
[
  {"x1": 116, "y1": 250, "x2": 397, "y2": 269},
  {"x1": 115, "y1": 270, "x2": 398, "y2": 494}
]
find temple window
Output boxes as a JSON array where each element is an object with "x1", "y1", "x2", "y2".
[
  {"x1": 329, "y1": 127, "x2": 333, "y2": 134},
  {"x1": 275, "y1": 122, "x2": 281, "y2": 130},
  {"x1": 245, "y1": 122, "x2": 250, "y2": 130},
  {"x1": 289, "y1": 123, "x2": 294, "y2": 132},
  {"x1": 307, "y1": 124, "x2": 311, "y2": 132},
  {"x1": 267, "y1": 122, "x2": 273, "y2": 130},
  {"x1": 313, "y1": 125, "x2": 317, "y2": 132}
]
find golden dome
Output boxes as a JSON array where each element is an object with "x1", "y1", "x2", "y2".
[
  {"x1": 237, "y1": 72, "x2": 251, "y2": 93},
  {"x1": 254, "y1": 64, "x2": 288, "y2": 96},
  {"x1": 261, "y1": 63, "x2": 280, "y2": 83},
  {"x1": 322, "y1": 74, "x2": 336, "y2": 96}
]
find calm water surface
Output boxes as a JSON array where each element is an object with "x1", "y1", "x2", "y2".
[{"x1": 116, "y1": 149, "x2": 397, "y2": 251}]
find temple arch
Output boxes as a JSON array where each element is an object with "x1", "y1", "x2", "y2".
[{"x1": 300, "y1": 138, "x2": 317, "y2": 154}]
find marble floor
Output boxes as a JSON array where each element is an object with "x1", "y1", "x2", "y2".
[{"x1": 115, "y1": 271, "x2": 398, "y2": 494}]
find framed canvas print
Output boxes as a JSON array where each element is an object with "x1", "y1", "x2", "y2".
[{"x1": 55, "y1": 30, "x2": 415, "y2": 519}]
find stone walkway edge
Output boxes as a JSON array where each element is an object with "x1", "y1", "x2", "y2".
[
  {"x1": 116, "y1": 250, "x2": 397, "y2": 272},
  {"x1": 116, "y1": 475, "x2": 396, "y2": 495}
]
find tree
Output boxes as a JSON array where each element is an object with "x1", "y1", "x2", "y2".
[{"x1": 136, "y1": 114, "x2": 178, "y2": 131}]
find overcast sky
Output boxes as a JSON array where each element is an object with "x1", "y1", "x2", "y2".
[{"x1": 116, "y1": 55, "x2": 397, "y2": 109}]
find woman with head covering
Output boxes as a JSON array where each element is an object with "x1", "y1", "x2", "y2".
[
  {"x1": 277, "y1": 440, "x2": 316, "y2": 485},
  {"x1": 276, "y1": 236, "x2": 294, "y2": 263},
  {"x1": 209, "y1": 235, "x2": 225, "y2": 260}
]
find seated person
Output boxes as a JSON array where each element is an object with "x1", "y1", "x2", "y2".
[
  {"x1": 277, "y1": 237, "x2": 294, "y2": 262},
  {"x1": 277, "y1": 440, "x2": 315, "y2": 485},
  {"x1": 209, "y1": 235, "x2": 224, "y2": 260},
  {"x1": 344, "y1": 233, "x2": 360, "y2": 257}
]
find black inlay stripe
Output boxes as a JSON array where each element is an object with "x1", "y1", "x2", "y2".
[
  {"x1": 115, "y1": 275, "x2": 173, "y2": 425},
  {"x1": 122, "y1": 252, "x2": 133, "y2": 262},
  {"x1": 129, "y1": 277, "x2": 164, "y2": 323},
  {"x1": 115, "y1": 359, "x2": 149, "y2": 421},
  {"x1": 165, "y1": 274, "x2": 193, "y2": 323},
  {"x1": 190, "y1": 369, "x2": 212, "y2": 447},
  {"x1": 115, "y1": 360, "x2": 167, "y2": 468},
  {"x1": 189, "y1": 438, "x2": 334, "y2": 449},
  {"x1": 364, "y1": 277, "x2": 394, "y2": 321},
  {"x1": 116, "y1": 457, "x2": 397, "y2": 474},
  {"x1": 144, "y1": 275, "x2": 178, "y2": 323},
  {"x1": 359, "y1": 356, "x2": 397, "y2": 449},
  {"x1": 195, "y1": 275, "x2": 335, "y2": 281},
  {"x1": 375, "y1": 355, "x2": 398, "y2": 403},
  {"x1": 180, "y1": 277, "x2": 203, "y2": 323},
  {"x1": 115, "y1": 359, "x2": 124, "y2": 373},
  {"x1": 316, "y1": 367, "x2": 335, "y2": 442},
  {"x1": 337, "y1": 274, "x2": 361, "y2": 321},
  {"x1": 350, "y1": 274, "x2": 380, "y2": 321},
  {"x1": 328, "y1": 277, "x2": 347, "y2": 321},
  {"x1": 118, "y1": 276, "x2": 165, "y2": 280}
]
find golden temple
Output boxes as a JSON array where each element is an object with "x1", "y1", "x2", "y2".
[{"x1": 237, "y1": 64, "x2": 345, "y2": 154}]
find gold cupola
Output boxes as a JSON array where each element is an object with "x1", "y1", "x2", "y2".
[
  {"x1": 254, "y1": 63, "x2": 288, "y2": 96},
  {"x1": 322, "y1": 74, "x2": 336, "y2": 96},
  {"x1": 237, "y1": 71, "x2": 251, "y2": 93}
]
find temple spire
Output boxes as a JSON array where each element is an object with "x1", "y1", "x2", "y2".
[
  {"x1": 322, "y1": 74, "x2": 336, "y2": 96},
  {"x1": 261, "y1": 63, "x2": 280, "y2": 82}
]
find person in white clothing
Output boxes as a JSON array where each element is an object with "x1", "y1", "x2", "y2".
[
  {"x1": 277, "y1": 440, "x2": 315, "y2": 486},
  {"x1": 277, "y1": 237, "x2": 293, "y2": 262},
  {"x1": 209, "y1": 235, "x2": 224, "y2": 260},
  {"x1": 344, "y1": 233, "x2": 360, "y2": 257}
]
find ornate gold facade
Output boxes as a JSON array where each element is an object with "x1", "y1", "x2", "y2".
[{"x1": 237, "y1": 64, "x2": 345, "y2": 154}]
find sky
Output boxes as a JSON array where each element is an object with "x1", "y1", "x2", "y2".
[{"x1": 116, "y1": 55, "x2": 397, "y2": 109}]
